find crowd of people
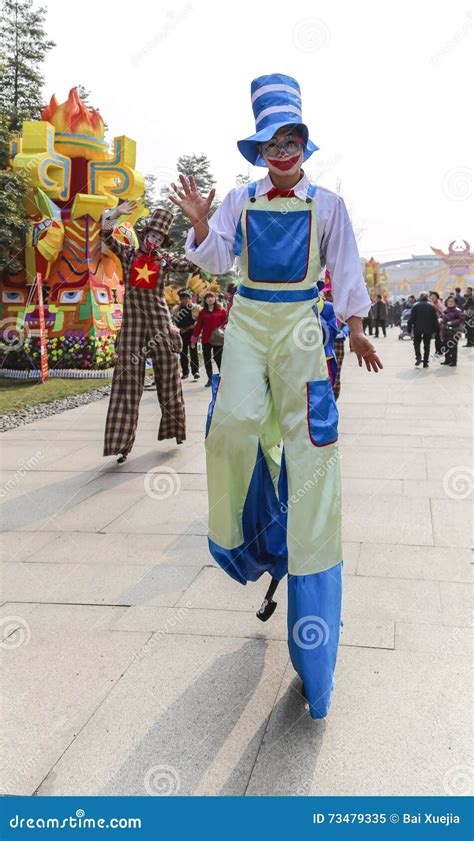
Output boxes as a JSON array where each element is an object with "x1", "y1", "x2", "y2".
[
  {"x1": 169, "y1": 283, "x2": 236, "y2": 385},
  {"x1": 362, "y1": 285, "x2": 473, "y2": 368},
  {"x1": 156, "y1": 280, "x2": 472, "y2": 404}
]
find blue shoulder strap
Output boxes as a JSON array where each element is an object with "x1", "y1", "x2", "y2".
[
  {"x1": 234, "y1": 221, "x2": 242, "y2": 256},
  {"x1": 234, "y1": 182, "x2": 258, "y2": 256},
  {"x1": 307, "y1": 183, "x2": 317, "y2": 200}
]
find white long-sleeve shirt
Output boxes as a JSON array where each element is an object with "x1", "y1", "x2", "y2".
[{"x1": 184, "y1": 171, "x2": 371, "y2": 322}]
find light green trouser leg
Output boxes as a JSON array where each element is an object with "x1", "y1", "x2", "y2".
[
  {"x1": 205, "y1": 299, "x2": 281, "y2": 551},
  {"x1": 205, "y1": 294, "x2": 342, "y2": 576}
]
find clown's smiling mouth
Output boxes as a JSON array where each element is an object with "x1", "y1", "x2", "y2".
[{"x1": 269, "y1": 154, "x2": 301, "y2": 171}]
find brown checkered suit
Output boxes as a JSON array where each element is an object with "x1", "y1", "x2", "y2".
[{"x1": 101, "y1": 221, "x2": 194, "y2": 456}]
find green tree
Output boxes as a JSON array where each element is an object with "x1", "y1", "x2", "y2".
[
  {"x1": 235, "y1": 173, "x2": 250, "y2": 186},
  {"x1": 0, "y1": 115, "x2": 29, "y2": 274},
  {"x1": 134, "y1": 172, "x2": 160, "y2": 238},
  {"x1": 0, "y1": 0, "x2": 55, "y2": 132},
  {"x1": 0, "y1": 0, "x2": 54, "y2": 274}
]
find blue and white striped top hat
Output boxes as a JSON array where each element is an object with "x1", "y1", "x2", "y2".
[{"x1": 237, "y1": 73, "x2": 319, "y2": 167}]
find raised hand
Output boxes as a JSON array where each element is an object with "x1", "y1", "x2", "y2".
[
  {"x1": 109, "y1": 199, "x2": 140, "y2": 220},
  {"x1": 169, "y1": 174, "x2": 216, "y2": 225}
]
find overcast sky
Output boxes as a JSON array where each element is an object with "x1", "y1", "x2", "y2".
[{"x1": 41, "y1": 0, "x2": 472, "y2": 262}]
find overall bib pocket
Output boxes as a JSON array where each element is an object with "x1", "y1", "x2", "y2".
[
  {"x1": 205, "y1": 373, "x2": 221, "y2": 437},
  {"x1": 306, "y1": 379, "x2": 338, "y2": 446},
  {"x1": 246, "y1": 209, "x2": 312, "y2": 282}
]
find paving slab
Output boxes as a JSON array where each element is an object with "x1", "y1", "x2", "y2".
[
  {"x1": 1, "y1": 625, "x2": 149, "y2": 795},
  {"x1": 339, "y1": 447, "x2": 427, "y2": 480},
  {"x1": 343, "y1": 576, "x2": 443, "y2": 624},
  {"x1": 0, "y1": 601, "x2": 127, "y2": 632},
  {"x1": 35, "y1": 635, "x2": 289, "y2": 796},
  {"x1": 104, "y1": 490, "x2": 209, "y2": 535},
  {"x1": 357, "y1": 543, "x2": 472, "y2": 583},
  {"x1": 439, "y1": 581, "x2": 473, "y2": 628},
  {"x1": 0, "y1": 531, "x2": 56, "y2": 563},
  {"x1": 430, "y1": 499, "x2": 473, "y2": 549},
  {"x1": 22, "y1": 532, "x2": 214, "y2": 567},
  {"x1": 395, "y1": 622, "x2": 473, "y2": 657},
  {"x1": 111, "y1": 604, "x2": 394, "y2": 651},
  {"x1": 1, "y1": 562, "x2": 202, "y2": 607},
  {"x1": 245, "y1": 648, "x2": 471, "y2": 796},
  {"x1": 425, "y1": 449, "x2": 473, "y2": 480},
  {"x1": 342, "y1": 494, "x2": 433, "y2": 545},
  {"x1": 9, "y1": 486, "x2": 145, "y2": 534},
  {"x1": 403, "y1": 478, "x2": 473, "y2": 499}
]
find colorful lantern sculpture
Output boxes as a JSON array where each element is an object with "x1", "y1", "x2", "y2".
[
  {"x1": 431, "y1": 241, "x2": 474, "y2": 295},
  {"x1": 1, "y1": 88, "x2": 147, "y2": 363}
]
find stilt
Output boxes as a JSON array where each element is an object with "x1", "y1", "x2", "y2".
[{"x1": 256, "y1": 577, "x2": 280, "y2": 622}]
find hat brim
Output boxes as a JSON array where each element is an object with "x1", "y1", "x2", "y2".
[{"x1": 237, "y1": 121, "x2": 319, "y2": 166}]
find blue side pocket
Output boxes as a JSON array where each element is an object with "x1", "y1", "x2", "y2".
[
  {"x1": 306, "y1": 379, "x2": 338, "y2": 447},
  {"x1": 205, "y1": 373, "x2": 221, "y2": 437}
]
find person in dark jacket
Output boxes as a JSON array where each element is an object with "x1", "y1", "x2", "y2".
[
  {"x1": 191, "y1": 291, "x2": 228, "y2": 385},
  {"x1": 392, "y1": 299, "x2": 402, "y2": 327},
  {"x1": 462, "y1": 286, "x2": 474, "y2": 347},
  {"x1": 441, "y1": 295, "x2": 464, "y2": 366},
  {"x1": 454, "y1": 287, "x2": 465, "y2": 308},
  {"x1": 372, "y1": 295, "x2": 387, "y2": 337},
  {"x1": 429, "y1": 290, "x2": 444, "y2": 354},
  {"x1": 173, "y1": 289, "x2": 200, "y2": 380},
  {"x1": 407, "y1": 292, "x2": 439, "y2": 367}
]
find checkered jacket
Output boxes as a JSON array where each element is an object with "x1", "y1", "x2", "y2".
[{"x1": 101, "y1": 219, "x2": 195, "y2": 290}]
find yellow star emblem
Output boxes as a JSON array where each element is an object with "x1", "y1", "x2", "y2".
[{"x1": 134, "y1": 264, "x2": 156, "y2": 284}]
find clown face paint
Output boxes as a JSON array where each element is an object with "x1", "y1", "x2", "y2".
[
  {"x1": 260, "y1": 129, "x2": 305, "y2": 178},
  {"x1": 144, "y1": 231, "x2": 164, "y2": 252}
]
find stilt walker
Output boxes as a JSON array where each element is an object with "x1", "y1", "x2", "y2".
[
  {"x1": 101, "y1": 202, "x2": 195, "y2": 462},
  {"x1": 172, "y1": 74, "x2": 382, "y2": 718}
]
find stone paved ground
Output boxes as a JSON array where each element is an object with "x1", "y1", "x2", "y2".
[{"x1": 1, "y1": 331, "x2": 472, "y2": 797}]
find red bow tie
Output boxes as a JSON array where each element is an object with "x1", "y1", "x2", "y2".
[{"x1": 266, "y1": 187, "x2": 296, "y2": 201}]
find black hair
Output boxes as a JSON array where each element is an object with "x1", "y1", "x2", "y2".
[{"x1": 203, "y1": 291, "x2": 223, "y2": 312}]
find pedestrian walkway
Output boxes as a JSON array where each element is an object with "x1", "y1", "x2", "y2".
[{"x1": 1, "y1": 332, "x2": 472, "y2": 797}]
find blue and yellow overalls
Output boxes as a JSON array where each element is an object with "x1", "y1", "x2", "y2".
[{"x1": 205, "y1": 182, "x2": 342, "y2": 718}]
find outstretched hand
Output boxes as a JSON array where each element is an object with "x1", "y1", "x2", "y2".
[
  {"x1": 108, "y1": 199, "x2": 140, "y2": 221},
  {"x1": 170, "y1": 174, "x2": 216, "y2": 225},
  {"x1": 349, "y1": 332, "x2": 383, "y2": 372}
]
